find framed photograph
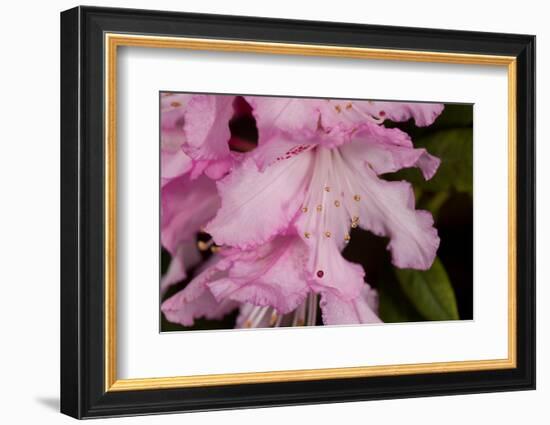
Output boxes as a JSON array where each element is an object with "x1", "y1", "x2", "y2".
[{"x1": 60, "y1": 6, "x2": 535, "y2": 419}]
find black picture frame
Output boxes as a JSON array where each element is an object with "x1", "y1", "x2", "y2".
[{"x1": 60, "y1": 5, "x2": 535, "y2": 419}]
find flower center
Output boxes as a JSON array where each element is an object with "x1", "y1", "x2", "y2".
[{"x1": 298, "y1": 146, "x2": 364, "y2": 277}]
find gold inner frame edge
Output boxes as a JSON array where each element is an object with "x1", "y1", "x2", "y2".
[{"x1": 104, "y1": 33, "x2": 518, "y2": 392}]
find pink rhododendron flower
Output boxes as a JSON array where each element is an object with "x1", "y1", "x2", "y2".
[
  {"x1": 205, "y1": 99, "x2": 442, "y2": 305},
  {"x1": 160, "y1": 93, "x2": 194, "y2": 186},
  {"x1": 161, "y1": 94, "x2": 444, "y2": 329},
  {"x1": 161, "y1": 93, "x2": 245, "y2": 183}
]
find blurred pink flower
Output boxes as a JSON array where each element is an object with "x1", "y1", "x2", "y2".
[
  {"x1": 161, "y1": 93, "x2": 248, "y2": 183},
  {"x1": 160, "y1": 93, "x2": 194, "y2": 186},
  {"x1": 160, "y1": 94, "x2": 250, "y2": 292},
  {"x1": 160, "y1": 174, "x2": 220, "y2": 293}
]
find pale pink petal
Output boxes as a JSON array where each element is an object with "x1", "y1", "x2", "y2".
[
  {"x1": 293, "y1": 148, "x2": 370, "y2": 299},
  {"x1": 320, "y1": 285, "x2": 382, "y2": 325},
  {"x1": 161, "y1": 148, "x2": 193, "y2": 186},
  {"x1": 205, "y1": 153, "x2": 314, "y2": 249},
  {"x1": 161, "y1": 94, "x2": 192, "y2": 129},
  {"x1": 204, "y1": 156, "x2": 238, "y2": 180},
  {"x1": 305, "y1": 241, "x2": 366, "y2": 300},
  {"x1": 187, "y1": 153, "x2": 244, "y2": 181},
  {"x1": 161, "y1": 93, "x2": 193, "y2": 115},
  {"x1": 314, "y1": 100, "x2": 375, "y2": 145},
  {"x1": 207, "y1": 236, "x2": 310, "y2": 314},
  {"x1": 245, "y1": 96, "x2": 322, "y2": 143},
  {"x1": 161, "y1": 94, "x2": 239, "y2": 182},
  {"x1": 414, "y1": 151, "x2": 441, "y2": 180},
  {"x1": 187, "y1": 160, "x2": 209, "y2": 180},
  {"x1": 339, "y1": 145, "x2": 439, "y2": 269},
  {"x1": 161, "y1": 258, "x2": 237, "y2": 326},
  {"x1": 249, "y1": 97, "x2": 358, "y2": 148},
  {"x1": 346, "y1": 124, "x2": 441, "y2": 180},
  {"x1": 353, "y1": 101, "x2": 444, "y2": 127},
  {"x1": 294, "y1": 147, "x2": 349, "y2": 252},
  {"x1": 161, "y1": 174, "x2": 220, "y2": 255},
  {"x1": 251, "y1": 136, "x2": 314, "y2": 171},
  {"x1": 182, "y1": 95, "x2": 235, "y2": 161},
  {"x1": 160, "y1": 95, "x2": 195, "y2": 183},
  {"x1": 160, "y1": 93, "x2": 193, "y2": 151},
  {"x1": 161, "y1": 125, "x2": 185, "y2": 152},
  {"x1": 247, "y1": 97, "x2": 443, "y2": 153}
]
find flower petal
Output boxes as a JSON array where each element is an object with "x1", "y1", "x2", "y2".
[
  {"x1": 183, "y1": 95, "x2": 235, "y2": 161},
  {"x1": 205, "y1": 153, "x2": 313, "y2": 249},
  {"x1": 339, "y1": 145, "x2": 439, "y2": 269},
  {"x1": 305, "y1": 240, "x2": 366, "y2": 300},
  {"x1": 161, "y1": 174, "x2": 220, "y2": 255},
  {"x1": 207, "y1": 236, "x2": 310, "y2": 314},
  {"x1": 161, "y1": 258, "x2": 237, "y2": 326},
  {"x1": 320, "y1": 285, "x2": 381, "y2": 325},
  {"x1": 161, "y1": 94, "x2": 192, "y2": 128},
  {"x1": 160, "y1": 94, "x2": 195, "y2": 183},
  {"x1": 204, "y1": 153, "x2": 243, "y2": 180},
  {"x1": 246, "y1": 96, "x2": 321, "y2": 143},
  {"x1": 161, "y1": 93, "x2": 193, "y2": 151},
  {"x1": 292, "y1": 147, "x2": 366, "y2": 300},
  {"x1": 251, "y1": 136, "x2": 314, "y2": 171},
  {"x1": 161, "y1": 148, "x2": 193, "y2": 186},
  {"x1": 414, "y1": 150, "x2": 441, "y2": 180},
  {"x1": 346, "y1": 125, "x2": 441, "y2": 180},
  {"x1": 353, "y1": 101, "x2": 444, "y2": 127}
]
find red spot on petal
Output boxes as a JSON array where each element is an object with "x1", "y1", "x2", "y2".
[
  {"x1": 316, "y1": 270, "x2": 324, "y2": 278},
  {"x1": 379, "y1": 110, "x2": 386, "y2": 117}
]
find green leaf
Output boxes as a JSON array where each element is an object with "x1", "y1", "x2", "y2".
[
  {"x1": 378, "y1": 286, "x2": 424, "y2": 323},
  {"x1": 377, "y1": 267, "x2": 425, "y2": 323},
  {"x1": 417, "y1": 190, "x2": 450, "y2": 218},
  {"x1": 395, "y1": 258, "x2": 459, "y2": 321},
  {"x1": 388, "y1": 128, "x2": 473, "y2": 195}
]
